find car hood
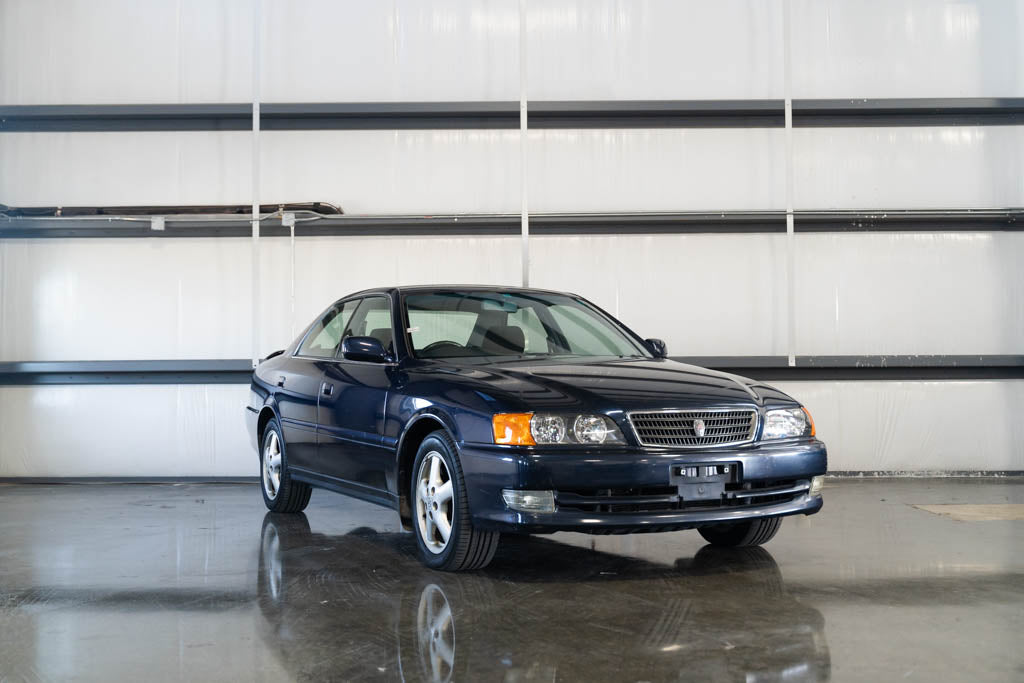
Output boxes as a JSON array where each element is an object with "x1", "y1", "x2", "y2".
[{"x1": 421, "y1": 357, "x2": 795, "y2": 413}]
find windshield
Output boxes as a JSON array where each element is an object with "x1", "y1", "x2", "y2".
[{"x1": 403, "y1": 291, "x2": 651, "y2": 360}]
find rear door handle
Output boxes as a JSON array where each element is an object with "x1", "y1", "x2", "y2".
[{"x1": 321, "y1": 382, "x2": 334, "y2": 397}]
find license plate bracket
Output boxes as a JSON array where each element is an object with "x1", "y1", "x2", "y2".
[{"x1": 670, "y1": 463, "x2": 739, "y2": 501}]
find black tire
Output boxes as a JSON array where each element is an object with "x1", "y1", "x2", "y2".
[
  {"x1": 697, "y1": 516, "x2": 782, "y2": 547},
  {"x1": 410, "y1": 431, "x2": 499, "y2": 571},
  {"x1": 260, "y1": 419, "x2": 312, "y2": 513}
]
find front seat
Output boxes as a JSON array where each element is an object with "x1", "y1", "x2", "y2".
[
  {"x1": 479, "y1": 324, "x2": 525, "y2": 355},
  {"x1": 367, "y1": 327, "x2": 393, "y2": 354}
]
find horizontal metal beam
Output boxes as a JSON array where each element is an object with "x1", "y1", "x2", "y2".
[
  {"x1": 2, "y1": 209, "x2": 1021, "y2": 239},
  {"x1": 793, "y1": 97, "x2": 1024, "y2": 127},
  {"x1": 2, "y1": 356, "x2": 1021, "y2": 386},
  {"x1": 0, "y1": 360, "x2": 253, "y2": 385},
  {"x1": 3, "y1": 98, "x2": 1022, "y2": 132}
]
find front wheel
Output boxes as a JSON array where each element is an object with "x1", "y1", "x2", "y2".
[
  {"x1": 698, "y1": 517, "x2": 782, "y2": 547},
  {"x1": 411, "y1": 432, "x2": 499, "y2": 571}
]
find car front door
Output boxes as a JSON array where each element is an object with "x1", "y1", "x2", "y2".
[
  {"x1": 278, "y1": 300, "x2": 358, "y2": 472},
  {"x1": 316, "y1": 295, "x2": 395, "y2": 502}
]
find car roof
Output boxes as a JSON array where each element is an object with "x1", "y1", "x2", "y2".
[{"x1": 345, "y1": 284, "x2": 577, "y2": 298}]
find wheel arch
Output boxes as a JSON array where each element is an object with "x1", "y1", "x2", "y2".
[
  {"x1": 395, "y1": 413, "x2": 458, "y2": 531},
  {"x1": 256, "y1": 404, "x2": 279, "y2": 458}
]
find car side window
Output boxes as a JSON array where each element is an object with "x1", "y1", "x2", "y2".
[
  {"x1": 297, "y1": 300, "x2": 359, "y2": 358},
  {"x1": 340, "y1": 296, "x2": 394, "y2": 354}
]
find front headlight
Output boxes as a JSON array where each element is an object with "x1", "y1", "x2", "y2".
[
  {"x1": 762, "y1": 407, "x2": 815, "y2": 440},
  {"x1": 492, "y1": 413, "x2": 624, "y2": 445}
]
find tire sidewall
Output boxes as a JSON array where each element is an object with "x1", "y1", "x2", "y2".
[
  {"x1": 260, "y1": 418, "x2": 286, "y2": 509},
  {"x1": 411, "y1": 434, "x2": 461, "y2": 569}
]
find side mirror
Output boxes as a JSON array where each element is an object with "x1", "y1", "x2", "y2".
[
  {"x1": 341, "y1": 336, "x2": 391, "y2": 363},
  {"x1": 645, "y1": 338, "x2": 668, "y2": 358}
]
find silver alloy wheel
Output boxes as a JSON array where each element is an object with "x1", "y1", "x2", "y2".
[
  {"x1": 416, "y1": 583, "x2": 455, "y2": 682},
  {"x1": 262, "y1": 430, "x2": 282, "y2": 500},
  {"x1": 415, "y1": 451, "x2": 454, "y2": 555}
]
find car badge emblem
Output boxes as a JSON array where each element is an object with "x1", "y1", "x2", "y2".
[{"x1": 693, "y1": 419, "x2": 706, "y2": 438}]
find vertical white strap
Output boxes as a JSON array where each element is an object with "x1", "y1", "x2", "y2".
[
  {"x1": 519, "y1": 0, "x2": 530, "y2": 287},
  {"x1": 782, "y1": 0, "x2": 796, "y2": 368},
  {"x1": 250, "y1": 0, "x2": 262, "y2": 368}
]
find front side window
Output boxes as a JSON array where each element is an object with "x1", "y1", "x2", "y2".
[
  {"x1": 342, "y1": 296, "x2": 394, "y2": 354},
  {"x1": 297, "y1": 299, "x2": 359, "y2": 358},
  {"x1": 404, "y1": 291, "x2": 649, "y2": 360}
]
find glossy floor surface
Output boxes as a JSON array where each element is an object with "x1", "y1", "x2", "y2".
[{"x1": 1, "y1": 479, "x2": 1022, "y2": 682}]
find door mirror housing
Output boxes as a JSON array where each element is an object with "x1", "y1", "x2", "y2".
[
  {"x1": 645, "y1": 338, "x2": 668, "y2": 358},
  {"x1": 341, "y1": 336, "x2": 391, "y2": 363}
]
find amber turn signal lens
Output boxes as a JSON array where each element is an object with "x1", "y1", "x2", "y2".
[
  {"x1": 802, "y1": 407, "x2": 816, "y2": 437},
  {"x1": 492, "y1": 413, "x2": 535, "y2": 445}
]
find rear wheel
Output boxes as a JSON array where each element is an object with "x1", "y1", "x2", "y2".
[
  {"x1": 411, "y1": 432, "x2": 499, "y2": 571},
  {"x1": 260, "y1": 419, "x2": 312, "y2": 513},
  {"x1": 697, "y1": 517, "x2": 782, "y2": 547}
]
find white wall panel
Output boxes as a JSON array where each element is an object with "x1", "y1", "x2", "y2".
[
  {"x1": 262, "y1": 128, "x2": 784, "y2": 215},
  {"x1": 775, "y1": 380, "x2": 1024, "y2": 472},
  {"x1": 0, "y1": 385, "x2": 253, "y2": 477},
  {"x1": 795, "y1": 233, "x2": 1024, "y2": 356},
  {"x1": 527, "y1": 129, "x2": 785, "y2": 212},
  {"x1": 530, "y1": 234, "x2": 789, "y2": 357},
  {"x1": 793, "y1": 127, "x2": 1024, "y2": 210},
  {"x1": 791, "y1": 0, "x2": 1024, "y2": 98},
  {"x1": 525, "y1": 0, "x2": 783, "y2": 100},
  {"x1": 0, "y1": 0, "x2": 254, "y2": 105},
  {"x1": 261, "y1": 0, "x2": 519, "y2": 103},
  {"x1": 0, "y1": 132, "x2": 252, "y2": 207},
  {"x1": 0, "y1": 239, "x2": 257, "y2": 361}
]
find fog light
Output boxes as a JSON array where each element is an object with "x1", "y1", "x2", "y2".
[
  {"x1": 501, "y1": 489, "x2": 555, "y2": 513},
  {"x1": 809, "y1": 475, "x2": 825, "y2": 497}
]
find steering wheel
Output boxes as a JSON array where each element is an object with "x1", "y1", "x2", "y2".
[{"x1": 419, "y1": 340, "x2": 464, "y2": 356}]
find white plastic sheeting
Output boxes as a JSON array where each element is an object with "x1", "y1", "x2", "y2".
[
  {"x1": 531, "y1": 234, "x2": 789, "y2": 357},
  {"x1": 794, "y1": 233, "x2": 1024, "y2": 356},
  {"x1": 775, "y1": 380, "x2": 1024, "y2": 472},
  {"x1": 2, "y1": 380, "x2": 1021, "y2": 477},
  {"x1": 0, "y1": 132, "x2": 253, "y2": 208},
  {"x1": 0, "y1": 0, "x2": 256, "y2": 105},
  {"x1": 793, "y1": 126, "x2": 1024, "y2": 210},
  {"x1": 0, "y1": 385, "x2": 252, "y2": 477},
  {"x1": 791, "y1": 0, "x2": 1024, "y2": 98},
  {"x1": 3, "y1": 232, "x2": 1021, "y2": 362},
  {"x1": 4, "y1": 125, "x2": 1021, "y2": 212},
  {"x1": 6, "y1": 0, "x2": 1022, "y2": 104},
  {"x1": 262, "y1": 128, "x2": 785, "y2": 215}
]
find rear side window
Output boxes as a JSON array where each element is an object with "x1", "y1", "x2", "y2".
[{"x1": 297, "y1": 300, "x2": 359, "y2": 358}]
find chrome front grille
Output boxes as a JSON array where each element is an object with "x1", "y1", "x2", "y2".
[{"x1": 628, "y1": 409, "x2": 757, "y2": 448}]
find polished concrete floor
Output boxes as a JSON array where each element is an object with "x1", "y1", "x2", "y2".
[{"x1": 0, "y1": 479, "x2": 1022, "y2": 682}]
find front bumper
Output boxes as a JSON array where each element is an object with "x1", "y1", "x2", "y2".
[{"x1": 459, "y1": 439, "x2": 827, "y2": 534}]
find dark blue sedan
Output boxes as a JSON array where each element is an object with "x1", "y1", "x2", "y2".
[{"x1": 246, "y1": 286, "x2": 827, "y2": 571}]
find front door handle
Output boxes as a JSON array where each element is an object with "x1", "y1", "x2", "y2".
[{"x1": 321, "y1": 382, "x2": 334, "y2": 397}]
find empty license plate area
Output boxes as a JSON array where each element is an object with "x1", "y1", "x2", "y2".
[{"x1": 670, "y1": 463, "x2": 739, "y2": 501}]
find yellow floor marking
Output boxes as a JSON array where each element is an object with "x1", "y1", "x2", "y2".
[{"x1": 913, "y1": 504, "x2": 1024, "y2": 521}]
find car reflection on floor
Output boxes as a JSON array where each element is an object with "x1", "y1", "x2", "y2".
[{"x1": 256, "y1": 513, "x2": 830, "y2": 682}]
